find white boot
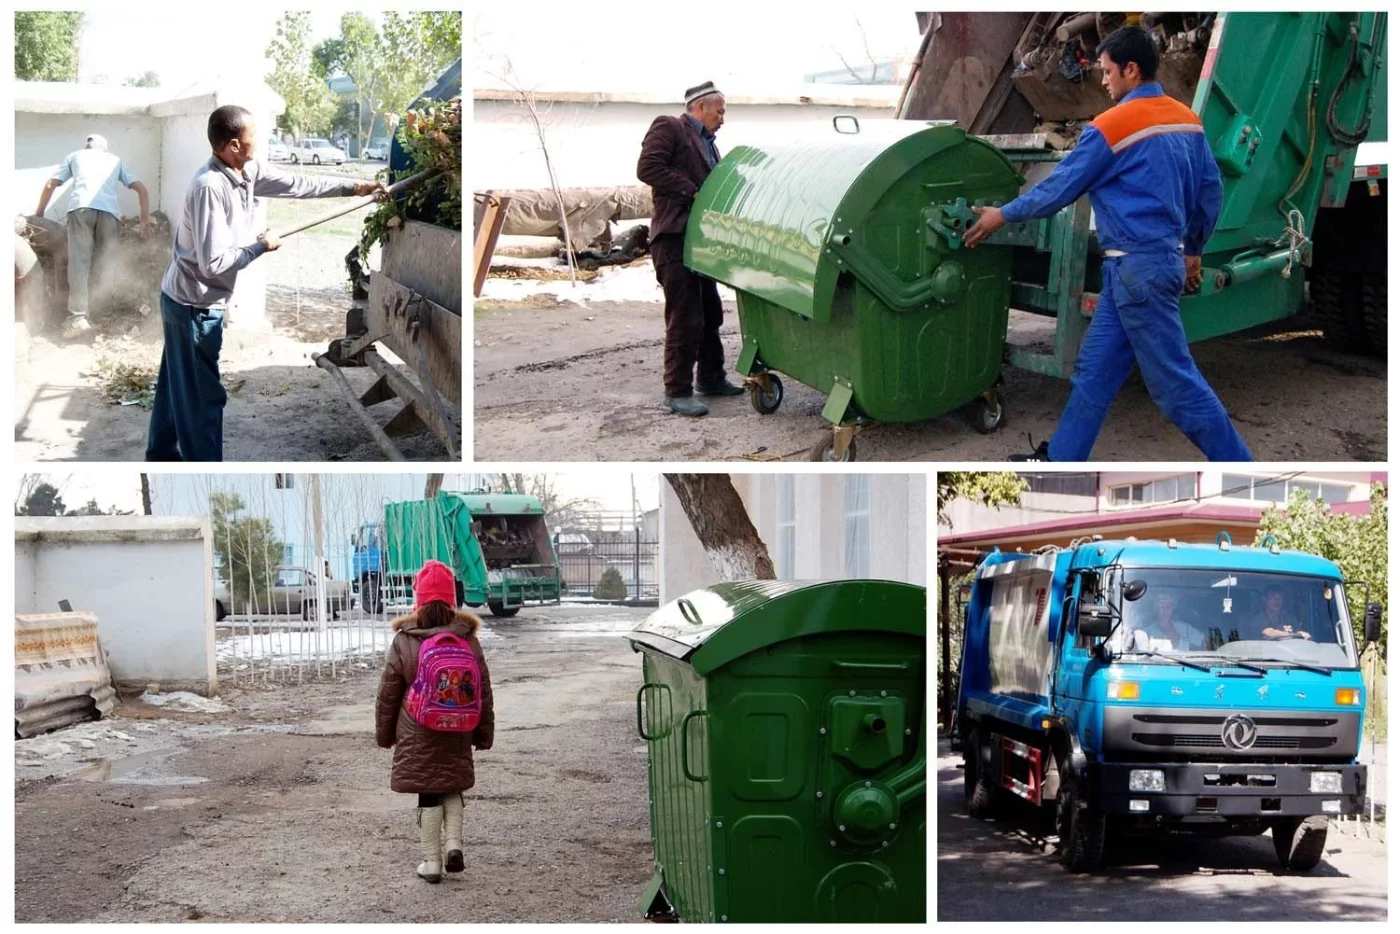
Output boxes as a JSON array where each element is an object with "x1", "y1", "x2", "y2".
[
  {"x1": 416, "y1": 806, "x2": 443, "y2": 883},
  {"x1": 442, "y1": 793, "x2": 464, "y2": 873}
]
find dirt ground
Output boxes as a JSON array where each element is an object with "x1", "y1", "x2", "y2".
[
  {"x1": 15, "y1": 163, "x2": 453, "y2": 462},
  {"x1": 934, "y1": 739, "x2": 1388, "y2": 922},
  {"x1": 473, "y1": 264, "x2": 1387, "y2": 462},
  {"x1": 14, "y1": 604, "x2": 653, "y2": 923}
]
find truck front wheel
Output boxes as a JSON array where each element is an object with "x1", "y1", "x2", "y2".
[
  {"x1": 1272, "y1": 815, "x2": 1329, "y2": 872},
  {"x1": 1056, "y1": 759, "x2": 1107, "y2": 873},
  {"x1": 964, "y1": 733, "x2": 999, "y2": 820},
  {"x1": 361, "y1": 574, "x2": 383, "y2": 615}
]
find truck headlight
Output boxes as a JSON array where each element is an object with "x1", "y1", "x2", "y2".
[
  {"x1": 1309, "y1": 771, "x2": 1343, "y2": 794},
  {"x1": 1129, "y1": 769, "x2": 1165, "y2": 792}
]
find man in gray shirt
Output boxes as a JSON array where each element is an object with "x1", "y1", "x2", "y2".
[{"x1": 147, "y1": 104, "x2": 383, "y2": 461}]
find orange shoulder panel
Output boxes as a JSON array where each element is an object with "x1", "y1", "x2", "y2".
[{"x1": 1092, "y1": 95, "x2": 1203, "y2": 149}]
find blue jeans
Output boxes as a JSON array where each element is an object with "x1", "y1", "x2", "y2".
[
  {"x1": 1048, "y1": 253, "x2": 1253, "y2": 462},
  {"x1": 146, "y1": 293, "x2": 227, "y2": 461}
]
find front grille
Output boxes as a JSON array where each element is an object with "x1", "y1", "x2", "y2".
[{"x1": 1133, "y1": 733, "x2": 1336, "y2": 750}]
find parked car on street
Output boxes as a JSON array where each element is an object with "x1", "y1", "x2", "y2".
[
  {"x1": 265, "y1": 137, "x2": 293, "y2": 162},
  {"x1": 214, "y1": 566, "x2": 350, "y2": 620},
  {"x1": 363, "y1": 138, "x2": 390, "y2": 161},
  {"x1": 292, "y1": 138, "x2": 346, "y2": 166}
]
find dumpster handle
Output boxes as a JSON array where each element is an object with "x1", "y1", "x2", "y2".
[
  {"x1": 826, "y1": 234, "x2": 950, "y2": 313},
  {"x1": 833, "y1": 114, "x2": 861, "y2": 134},
  {"x1": 636, "y1": 684, "x2": 670, "y2": 741},
  {"x1": 677, "y1": 598, "x2": 703, "y2": 627},
  {"x1": 681, "y1": 710, "x2": 710, "y2": 782},
  {"x1": 831, "y1": 660, "x2": 911, "y2": 672}
]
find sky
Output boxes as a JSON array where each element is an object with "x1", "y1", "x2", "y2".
[
  {"x1": 16, "y1": 472, "x2": 659, "y2": 517},
  {"x1": 472, "y1": 8, "x2": 922, "y2": 94},
  {"x1": 75, "y1": 8, "x2": 370, "y2": 89}
]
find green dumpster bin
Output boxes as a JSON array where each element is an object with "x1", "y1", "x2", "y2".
[
  {"x1": 685, "y1": 119, "x2": 1023, "y2": 461},
  {"x1": 629, "y1": 580, "x2": 926, "y2": 923}
]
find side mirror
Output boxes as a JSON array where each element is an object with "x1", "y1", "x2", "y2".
[
  {"x1": 1122, "y1": 579, "x2": 1148, "y2": 602},
  {"x1": 1078, "y1": 602, "x2": 1115, "y2": 639},
  {"x1": 1364, "y1": 603, "x2": 1383, "y2": 644}
]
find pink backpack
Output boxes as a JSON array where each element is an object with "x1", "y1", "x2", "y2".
[{"x1": 404, "y1": 632, "x2": 483, "y2": 732}]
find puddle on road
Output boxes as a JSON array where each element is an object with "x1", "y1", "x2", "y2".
[{"x1": 73, "y1": 748, "x2": 207, "y2": 786}]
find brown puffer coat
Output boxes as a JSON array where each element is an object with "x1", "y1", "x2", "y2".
[{"x1": 375, "y1": 608, "x2": 495, "y2": 793}]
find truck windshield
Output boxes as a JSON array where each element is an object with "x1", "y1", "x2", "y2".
[{"x1": 1108, "y1": 569, "x2": 1358, "y2": 669}]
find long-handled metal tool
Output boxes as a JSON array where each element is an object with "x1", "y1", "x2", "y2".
[{"x1": 273, "y1": 168, "x2": 440, "y2": 240}]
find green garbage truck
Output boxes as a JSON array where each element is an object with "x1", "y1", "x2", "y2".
[{"x1": 352, "y1": 490, "x2": 562, "y2": 617}]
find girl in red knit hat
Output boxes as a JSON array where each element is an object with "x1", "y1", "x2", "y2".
[{"x1": 375, "y1": 559, "x2": 495, "y2": 883}]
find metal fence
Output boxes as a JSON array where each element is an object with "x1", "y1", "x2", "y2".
[{"x1": 555, "y1": 529, "x2": 658, "y2": 601}]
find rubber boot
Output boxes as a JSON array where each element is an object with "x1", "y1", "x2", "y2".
[
  {"x1": 665, "y1": 396, "x2": 709, "y2": 417},
  {"x1": 416, "y1": 806, "x2": 443, "y2": 883},
  {"x1": 442, "y1": 793, "x2": 465, "y2": 873}
]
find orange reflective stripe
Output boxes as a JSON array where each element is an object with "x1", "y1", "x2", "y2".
[{"x1": 1092, "y1": 95, "x2": 1203, "y2": 152}]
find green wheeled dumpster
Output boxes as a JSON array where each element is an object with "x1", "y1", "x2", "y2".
[
  {"x1": 685, "y1": 120, "x2": 1023, "y2": 461},
  {"x1": 629, "y1": 580, "x2": 926, "y2": 923}
]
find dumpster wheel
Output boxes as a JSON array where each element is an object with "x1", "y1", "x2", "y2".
[
  {"x1": 810, "y1": 425, "x2": 858, "y2": 462},
  {"x1": 969, "y1": 388, "x2": 1006, "y2": 435},
  {"x1": 746, "y1": 372, "x2": 784, "y2": 415}
]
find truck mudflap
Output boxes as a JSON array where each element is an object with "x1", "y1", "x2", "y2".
[{"x1": 1093, "y1": 762, "x2": 1366, "y2": 819}]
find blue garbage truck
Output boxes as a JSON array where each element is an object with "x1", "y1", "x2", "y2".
[{"x1": 956, "y1": 533, "x2": 1381, "y2": 872}]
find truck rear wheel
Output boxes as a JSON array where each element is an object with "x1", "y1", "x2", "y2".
[
  {"x1": 361, "y1": 574, "x2": 383, "y2": 615},
  {"x1": 487, "y1": 601, "x2": 521, "y2": 618},
  {"x1": 1311, "y1": 271, "x2": 1368, "y2": 353},
  {"x1": 964, "y1": 734, "x2": 999, "y2": 820},
  {"x1": 1056, "y1": 759, "x2": 1106, "y2": 873},
  {"x1": 1272, "y1": 815, "x2": 1329, "y2": 872}
]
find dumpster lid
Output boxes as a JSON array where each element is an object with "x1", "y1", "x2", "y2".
[{"x1": 629, "y1": 579, "x2": 925, "y2": 675}]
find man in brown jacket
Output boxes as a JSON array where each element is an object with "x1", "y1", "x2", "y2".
[{"x1": 637, "y1": 81, "x2": 743, "y2": 416}]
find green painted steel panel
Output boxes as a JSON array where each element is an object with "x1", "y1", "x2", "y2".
[
  {"x1": 1194, "y1": 12, "x2": 1387, "y2": 261},
  {"x1": 383, "y1": 494, "x2": 490, "y2": 605},
  {"x1": 685, "y1": 122, "x2": 1022, "y2": 424},
  {"x1": 632, "y1": 580, "x2": 926, "y2": 923},
  {"x1": 449, "y1": 491, "x2": 546, "y2": 516}
]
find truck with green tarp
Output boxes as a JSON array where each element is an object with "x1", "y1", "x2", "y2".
[{"x1": 351, "y1": 490, "x2": 562, "y2": 617}]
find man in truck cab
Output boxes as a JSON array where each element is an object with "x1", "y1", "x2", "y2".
[
  {"x1": 1130, "y1": 592, "x2": 1205, "y2": 652},
  {"x1": 1253, "y1": 584, "x2": 1311, "y2": 640},
  {"x1": 963, "y1": 26, "x2": 1253, "y2": 464}
]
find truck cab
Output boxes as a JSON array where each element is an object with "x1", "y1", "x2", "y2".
[{"x1": 957, "y1": 534, "x2": 1380, "y2": 873}]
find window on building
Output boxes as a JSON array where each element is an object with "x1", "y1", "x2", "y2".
[
  {"x1": 776, "y1": 475, "x2": 796, "y2": 580},
  {"x1": 1108, "y1": 474, "x2": 1195, "y2": 506},
  {"x1": 275, "y1": 474, "x2": 295, "y2": 490},
  {"x1": 1024, "y1": 473, "x2": 1099, "y2": 497},
  {"x1": 843, "y1": 476, "x2": 872, "y2": 578},
  {"x1": 1222, "y1": 474, "x2": 1354, "y2": 505}
]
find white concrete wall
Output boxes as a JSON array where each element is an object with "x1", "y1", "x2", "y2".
[
  {"x1": 16, "y1": 113, "x2": 161, "y2": 221},
  {"x1": 475, "y1": 99, "x2": 899, "y2": 190},
  {"x1": 15, "y1": 517, "x2": 217, "y2": 694},
  {"x1": 661, "y1": 474, "x2": 925, "y2": 603}
]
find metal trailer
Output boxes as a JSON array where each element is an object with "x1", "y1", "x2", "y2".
[
  {"x1": 316, "y1": 59, "x2": 462, "y2": 460},
  {"x1": 902, "y1": 11, "x2": 1387, "y2": 378},
  {"x1": 630, "y1": 580, "x2": 926, "y2": 923},
  {"x1": 364, "y1": 491, "x2": 562, "y2": 618}
]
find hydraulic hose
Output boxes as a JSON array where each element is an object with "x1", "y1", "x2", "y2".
[{"x1": 1326, "y1": 16, "x2": 1383, "y2": 148}]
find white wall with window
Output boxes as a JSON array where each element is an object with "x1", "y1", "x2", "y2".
[
  {"x1": 660, "y1": 474, "x2": 925, "y2": 603},
  {"x1": 1101, "y1": 473, "x2": 1198, "y2": 508},
  {"x1": 1210, "y1": 473, "x2": 1370, "y2": 506},
  {"x1": 941, "y1": 472, "x2": 1100, "y2": 532}
]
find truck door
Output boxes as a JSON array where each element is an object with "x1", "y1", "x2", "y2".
[{"x1": 1054, "y1": 569, "x2": 1102, "y2": 706}]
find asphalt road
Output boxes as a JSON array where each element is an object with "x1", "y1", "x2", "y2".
[{"x1": 936, "y1": 739, "x2": 1388, "y2": 921}]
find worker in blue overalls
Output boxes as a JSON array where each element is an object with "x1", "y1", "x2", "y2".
[{"x1": 964, "y1": 26, "x2": 1252, "y2": 463}]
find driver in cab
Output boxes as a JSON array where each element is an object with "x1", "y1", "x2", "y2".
[
  {"x1": 1131, "y1": 592, "x2": 1205, "y2": 652},
  {"x1": 1254, "y1": 584, "x2": 1311, "y2": 640}
]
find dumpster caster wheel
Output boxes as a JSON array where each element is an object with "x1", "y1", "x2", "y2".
[
  {"x1": 970, "y1": 391, "x2": 1005, "y2": 434},
  {"x1": 809, "y1": 435, "x2": 857, "y2": 463},
  {"x1": 748, "y1": 373, "x2": 784, "y2": 415}
]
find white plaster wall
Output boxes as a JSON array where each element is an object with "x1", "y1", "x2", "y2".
[
  {"x1": 661, "y1": 473, "x2": 925, "y2": 603},
  {"x1": 15, "y1": 518, "x2": 217, "y2": 693},
  {"x1": 16, "y1": 113, "x2": 161, "y2": 222},
  {"x1": 474, "y1": 99, "x2": 899, "y2": 190}
]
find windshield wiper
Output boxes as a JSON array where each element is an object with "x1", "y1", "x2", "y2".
[
  {"x1": 1242, "y1": 658, "x2": 1334, "y2": 677},
  {"x1": 1186, "y1": 655, "x2": 1268, "y2": 675},
  {"x1": 1118, "y1": 650, "x2": 1213, "y2": 673}
]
